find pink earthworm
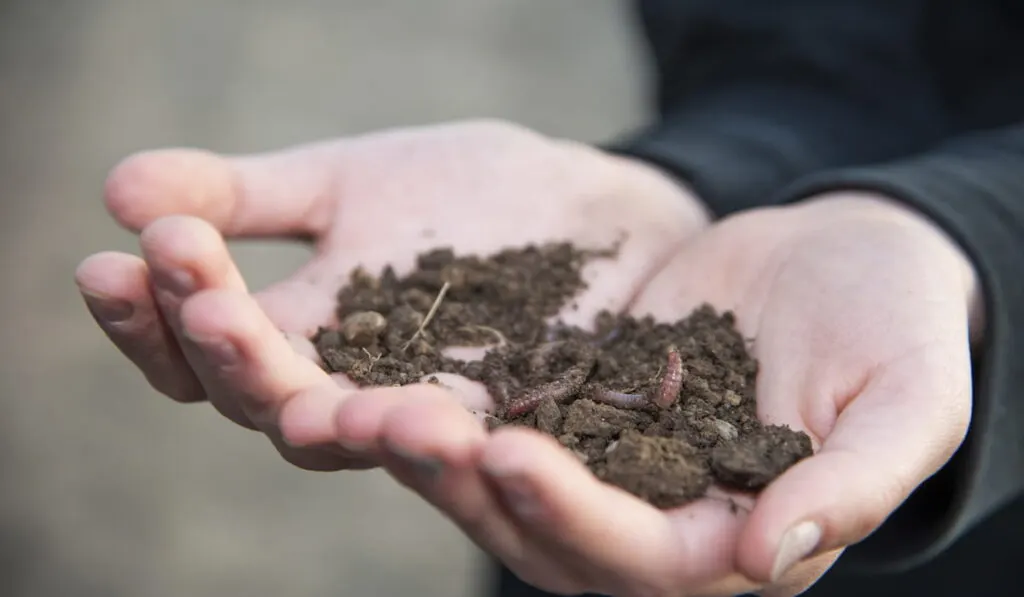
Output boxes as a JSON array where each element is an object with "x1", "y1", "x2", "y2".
[
  {"x1": 589, "y1": 388, "x2": 650, "y2": 410},
  {"x1": 654, "y1": 346, "x2": 683, "y2": 409},
  {"x1": 504, "y1": 360, "x2": 594, "y2": 417}
]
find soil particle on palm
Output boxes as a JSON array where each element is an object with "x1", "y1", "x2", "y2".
[{"x1": 314, "y1": 242, "x2": 813, "y2": 509}]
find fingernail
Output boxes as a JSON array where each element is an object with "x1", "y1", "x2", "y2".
[
  {"x1": 151, "y1": 268, "x2": 195, "y2": 298},
  {"x1": 771, "y1": 521, "x2": 822, "y2": 582},
  {"x1": 501, "y1": 478, "x2": 543, "y2": 520},
  {"x1": 388, "y1": 444, "x2": 445, "y2": 486},
  {"x1": 83, "y1": 294, "x2": 134, "y2": 323},
  {"x1": 485, "y1": 466, "x2": 541, "y2": 520},
  {"x1": 198, "y1": 338, "x2": 240, "y2": 368}
]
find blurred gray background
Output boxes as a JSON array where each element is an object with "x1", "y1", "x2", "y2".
[{"x1": 0, "y1": 1, "x2": 648, "y2": 595}]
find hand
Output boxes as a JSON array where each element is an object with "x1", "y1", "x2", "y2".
[
  {"x1": 75, "y1": 119, "x2": 710, "y2": 472},
  {"x1": 343, "y1": 193, "x2": 982, "y2": 596}
]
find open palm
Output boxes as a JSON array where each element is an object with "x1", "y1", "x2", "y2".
[
  {"x1": 75, "y1": 120, "x2": 709, "y2": 471},
  {"x1": 337, "y1": 194, "x2": 980, "y2": 596}
]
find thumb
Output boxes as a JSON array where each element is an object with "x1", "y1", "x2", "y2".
[
  {"x1": 104, "y1": 141, "x2": 347, "y2": 239},
  {"x1": 737, "y1": 343, "x2": 972, "y2": 583}
]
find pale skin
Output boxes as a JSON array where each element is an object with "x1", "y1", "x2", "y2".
[{"x1": 76, "y1": 120, "x2": 983, "y2": 597}]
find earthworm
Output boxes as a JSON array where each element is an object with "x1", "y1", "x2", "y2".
[
  {"x1": 505, "y1": 360, "x2": 594, "y2": 417},
  {"x1": 589, "y1": 388, "x2": 650, "y2": 410},
  {"x1": 654, "y1": 346, "x2": 683, "y2": 409}
]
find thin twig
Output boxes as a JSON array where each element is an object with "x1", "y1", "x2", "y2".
[
  {"x1": 402, "y1": 281, "x2": 450, "y2": 351},
  {"x1": 361, "y1": 347, "x2": 381, "y2": 372}
]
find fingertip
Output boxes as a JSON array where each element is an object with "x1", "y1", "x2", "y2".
[
  {"x1": 140, "y1": 216, "x2": 249, "y2": 300},
  {"x1": 105, "y1": 149, "x2": 234, "y2": 231},
  {"x1": 75, "y1": 252, "x2": 148, "y2": 298},
  {"x1": 76, "y1": 253, "x2": 207, "y2": 404},
  {"x1": 138, "y1": 214, "x2": 226, "y2": 263}
]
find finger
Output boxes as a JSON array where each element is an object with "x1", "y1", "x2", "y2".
[
  {"x1": 180, "y1": 288, "x2": 358, "y2": 470},
  {"x1": 140, "y1": 215, "x2": 249, "y2": 304},
  {"x1": 140, "y1": 215, "x2": 254, "y2": 426},
  {"x1": 75, "y1": 251, "x2": 205, "y2": 402},
  {"x1": 179, "y1": 288, "x2": 337, "y2": 426},
  {"x1": 480, "y1": 428, "x2": 746, "y2": 594},
  {"x1": 105, "y1": 143, "x2": 343, "y2": 238},
  {"x1": 375, "y1": 389, "x2": 527, "y2": 561},
  {"x1": 336, "y1": 387, "x2": 587, "y2": 594},
  {"x1": 334, "y1": 386, "x2": 421, "y2": 454},
  {"x1": 332, "y1": 383, "x2": 485, "y2": 455},
  {"x1": 277, "y1": 379, "x2": 360, "y2": 449},
  {"x1": 737, "y1": 345, "x2": 972, "y2": 583}
]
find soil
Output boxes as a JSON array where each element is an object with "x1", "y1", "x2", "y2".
[{"x1": 314, "y1": 242, "x2": 813, "y2": 509}]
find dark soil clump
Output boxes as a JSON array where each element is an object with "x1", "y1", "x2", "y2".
[{"x1": 314, "y1": 242, "x2": 813, "y2": 509}]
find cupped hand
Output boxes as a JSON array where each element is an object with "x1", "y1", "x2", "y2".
[
  {"x1": 75, "y1": 120, "x2": 709, "y2": 472},
  {"x1": 348, "y1": 193, "x2": 982, "y2": 596}
]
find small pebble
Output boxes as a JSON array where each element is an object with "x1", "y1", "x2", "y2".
[
  {"x1": 723, "y1": 390, "x2": 743, "y2": 407},
  {"x1": 341, "y1": 311, "x2": 388, "y2": 347},
  {"x1": 713, "y1": 418, "x2": 739, "y2": 441}
]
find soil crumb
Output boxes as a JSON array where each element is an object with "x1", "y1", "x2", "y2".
[{"x1": 314, "y1": 242, "x2": 813, "y2": 509}]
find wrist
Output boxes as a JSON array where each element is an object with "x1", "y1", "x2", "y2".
[{"x1": 798, "y1": 191, "x2": 986, "y2": 346}]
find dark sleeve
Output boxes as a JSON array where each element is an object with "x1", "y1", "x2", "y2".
[
  {"x1": 773, "y1": 125, "x2": 1024, "y2": 572},
  {"x1": 611, "y1": 0, "x2": 951, "y2": 217}
]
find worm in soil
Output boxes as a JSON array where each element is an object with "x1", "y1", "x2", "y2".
[
  {"x1": 654, "y1": 346, "x2": 683, "y2": 409},
  {"x1": 589, "y1": 388, "x2": 650, "y2": 410},
  {"x1": 505, "y1": 360, "x2": 594, "y2": 417}
]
